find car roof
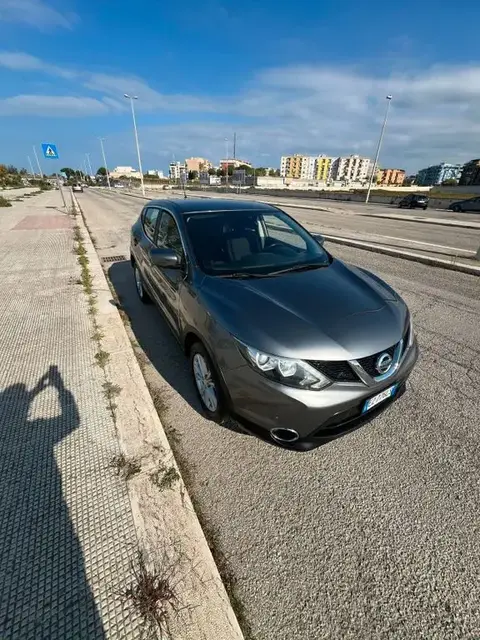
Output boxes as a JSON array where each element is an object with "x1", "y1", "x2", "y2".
[{"x1": 143, "y1": 198, "x2": 279, "y2": 216}]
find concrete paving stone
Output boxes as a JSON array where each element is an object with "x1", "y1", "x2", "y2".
[{"x1": 0, "y1": 192, "x2": 143, "y2": 639}]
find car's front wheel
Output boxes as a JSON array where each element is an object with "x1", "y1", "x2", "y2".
[
  {"x1": 190, "y1": 342, "x2": 226, "y2": 421},
  {"x1": 452, "y1": 205, "x2": 461, "y2": 212},
  {"x1": 133, "y1": 263, "x2": 151, "y2": 304}
]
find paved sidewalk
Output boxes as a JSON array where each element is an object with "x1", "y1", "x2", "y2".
[{"x1": 0, "y1": 191, "x2": 141, "y2": 638}]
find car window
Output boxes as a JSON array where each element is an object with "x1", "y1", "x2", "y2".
[
  {"x1": 184, "y1": 208, "x2": 329, "y2": 276},
  {"x1": 263, "y1": 214, "x2": 307, "y2": 251},
  {"x1": 157, "y1": 211, "x2": 184, "y2": 257},
  {"x1": 143, "y1": 207, "x2": 160, "y2": 242}
]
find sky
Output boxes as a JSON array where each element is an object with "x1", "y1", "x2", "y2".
[{"x1": 1, "y1": 0, "x2": 480, "y2": 174}]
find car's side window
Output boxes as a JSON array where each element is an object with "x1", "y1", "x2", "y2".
[
  {"x1": 262, "y1": 214, "x2": 307, "y2": 251},
  {"x1": 157, "y1": 211, "x2": 184, "y2": 258},
  {"x1": 143, "y1": 207, "x2": 160, "y2": 242}
]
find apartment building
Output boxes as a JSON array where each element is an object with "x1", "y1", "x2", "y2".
[
  {"x1": 169, "y1": 161, "x2": 187, "y2": 180},
  {"x1": 185, "y1": 157, "x2": 212, "y2": 173},
  {"x1": 280, "y1": 154, "x2": 332, "y2": 181},
  {"x1": 330, "y1": 155, "x2": 371, "y2": 183},
  {"x1": 376, "y1": 168, "x2": 406, "y2": 186},
  {"x1": 315, "y1": 156, "x2": 332, "y2": 181},
  {"x1": 459, "y1": 159, "x2": 480, "y2": 186},
  {"x1": 416, "y1": 162, "x2": 464, "y2": 186}
]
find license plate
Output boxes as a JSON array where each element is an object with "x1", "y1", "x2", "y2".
[{"x1": 362, "y1": 384, "x2": 397, "y2": 413}]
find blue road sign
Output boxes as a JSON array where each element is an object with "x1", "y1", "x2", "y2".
[{"x1": 41, "y1": 143, "x2": 59, "y2": 159}]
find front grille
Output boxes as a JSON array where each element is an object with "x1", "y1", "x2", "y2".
[
  {"x1": 308, "y1": 360, "x2": 358, "y2": 382},
  {"x1": 357, "y1": 344, "x2": 396, "y2": 377}
]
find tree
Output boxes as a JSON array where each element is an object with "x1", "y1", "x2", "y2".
[
  {"x1": 208, "y1": 168, "x2": 216, "y2": 175},
  {"x1": 216, "y1": 168, "x2": 224, "y2": 177},
  {"x1": 7, "y1": 165, "x2": 18, "y2": 174},
  {"x1": 442, "y1": 178, "x2": 458, "y2": 186},
  {"x1": 188, "y1": 170, "x2": 198, "y2": 181},
  {"x1": 255, "y1": 167, "x2": 267, "y2": 177},
  {"x1": 61, "y1": 167, "x2": 76, "y2": 179},
  {"x1": 96, "y1": 167, "x2": 107, "y2": 176}
]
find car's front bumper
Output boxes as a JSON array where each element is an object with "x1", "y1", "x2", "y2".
[{"x1": 224, "y1": 340, "x2": 419, "y2": 451}]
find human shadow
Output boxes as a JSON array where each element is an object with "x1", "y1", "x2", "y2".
[{"x1": 0, "y1": 365, "x2": 105, "y2": 639}]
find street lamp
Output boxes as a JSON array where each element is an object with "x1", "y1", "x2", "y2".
[
  {"x1": 99, "y1": 138, "x2": 111, "y2": 190},
  {"x1": 85, "y1": 153, "x2": 93, "y2": 179},
  {"x1": 224, "y1": 137, "x2": 229, "y2": 191},
  {"x1": 124, "y1": 94, "x2": 145, "y2": 196},
  {"x1": 365, "y1": 95, "x2": 392, "y2": 204}
]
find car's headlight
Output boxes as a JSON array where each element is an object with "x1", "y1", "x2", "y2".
[
  {"x1": 237, "y1": 341, "x2": 330, "y2": 390},
  {"x1": 407, "y1": 315, "x2": 415, "y2": 347}
]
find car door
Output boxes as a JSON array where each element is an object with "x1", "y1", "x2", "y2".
[
  {"x1": 469, "y1": 197, "x2": 480, "y2": 211},
  {"x1": 150, "y1": 210, "x2": 185, "y2": 336},
  {"x1": 134, "y1": 205, "x2": 161, "y2": 293}
]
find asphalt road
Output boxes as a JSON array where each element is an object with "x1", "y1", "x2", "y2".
[{"x1": 79, "y1": 188, "x2": 480, "y2": 640}]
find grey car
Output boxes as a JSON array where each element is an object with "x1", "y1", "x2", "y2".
[
  {"x1": 130, "y1": 199, "x2": 418, "y2": 450},
  {"x1": 448, "y1": 196, "x2": 480, "y2": 212}
]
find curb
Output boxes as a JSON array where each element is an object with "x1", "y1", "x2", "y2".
[
  {"x1": 321, "y1": 234, "x2": 480, "y2": 276},
  {"x1": 106, "y1": 189, "x2": 480, "y2": 277},
  {"x1": 72, "y1": 194, "x2": 245, "y2": 640}
]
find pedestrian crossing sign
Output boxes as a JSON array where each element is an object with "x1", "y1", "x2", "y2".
[{"x1": 41, "y1": 143, "x2": 59, "y2": 159}]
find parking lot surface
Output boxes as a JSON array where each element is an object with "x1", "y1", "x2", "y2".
[{"x1": 81, "y1": 188, "x2": 480, "y2": 640}]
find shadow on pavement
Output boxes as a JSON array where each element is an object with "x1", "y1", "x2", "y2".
[
  {"x1": 0, "y1": 365, "x2": 105, "y2": 639},
  {"x1": 108, "y1": 260, "x2": 246, "y2": 436}
]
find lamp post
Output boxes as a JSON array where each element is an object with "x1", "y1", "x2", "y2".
[
  {"x1": 365, "y1": 95, "x2": 392, "y2": 204},
  {"x1": 99, "y1": 138, "x2": 111, "y2": 190},
  {"x1": 224, "y1": 137, "x2": 229, "y2": 191},
  {"x1": 32, "y1": 146, "x2": 43, "y2": 179},
  {"x1": 124, "y1": 94, "x2": 145, "y2": 196}
]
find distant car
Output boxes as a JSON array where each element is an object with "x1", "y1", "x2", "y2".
[
  {"x1": 130, "y1": 198, "x2": 418, "y2": 450},
  {"x1": 448, "y1": 196, "x2": 480, "y2": 212},
  {"x1": 398, "y1": 194, "x2": 429, "y2": 210},
  {"x1": 72, "y1": 184, "x2": 83, "y2": 193}
]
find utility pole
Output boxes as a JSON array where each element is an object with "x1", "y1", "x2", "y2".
[
  {"x1": 33, "y1": 146, "x2": 43, "y2": 178},
  {"x1": 99, "y1": 138, "x2": 111, "y2": 189},
  {"x1": 365, "y1": 95, "x2": 392, "y2": 204},
  {"x1": 233, "y1": 132, "x2": 236, "y2": 159}
]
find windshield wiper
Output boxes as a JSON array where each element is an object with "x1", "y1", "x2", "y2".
[
  {"x1": 265, "y1": 263, "x2": 329, "y2": 276},
  {"x1": 219, "y1": 272, "x2": 269, "y2": 279}
]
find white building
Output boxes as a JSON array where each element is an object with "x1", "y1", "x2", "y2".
[
  {"x1": 147, "y1": 170, "x2": 165, "y2": 178},
  {"x1": 169, "y1": 161, "x2": 187, "y2": 181},
  {"x1": 110, "y1": 166, "x2": 142, "y2": 179},
  {"x1": 300, "y1": 156, "x2": 316, "y2": 180},
  {"x1": 330, "y1": 155, "x2": 371, "y2": 184}
]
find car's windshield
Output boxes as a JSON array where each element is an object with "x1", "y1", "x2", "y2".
[{"x1": 183, "y1": 208, "x2": 330, "y2": 276}]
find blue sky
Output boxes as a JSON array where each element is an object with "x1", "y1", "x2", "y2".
[{"x1": 1, "y1": 0, "x2": 480, "y2": 174}]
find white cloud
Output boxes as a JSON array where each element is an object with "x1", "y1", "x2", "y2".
[
  {"x1": 0, "y1": 95, "x2": 108, "y2": 116},
  {"x1": 0, "y1": 0, "x2": 78, "y2": 30},
  {"x1": 0, "y1": 51, "x2": 75, "y2": 78}
]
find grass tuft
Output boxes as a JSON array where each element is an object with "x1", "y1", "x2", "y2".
[
  {"x1": 150, "y1": 464, "x2": 180, "y2": 491},
  {"x1": 109, "y1": 453, "x2": 141, "y2": 480}
]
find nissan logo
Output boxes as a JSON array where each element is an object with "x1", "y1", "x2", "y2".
[{"x1": 376, "y1": 352, "x2": 393, "y2": 375}]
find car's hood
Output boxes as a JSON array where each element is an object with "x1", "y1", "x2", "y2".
[{"x1": 200, "y1": 260, "x2": 407, "y2": 360}]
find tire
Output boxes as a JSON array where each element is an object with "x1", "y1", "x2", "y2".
[
  {"x1": 133, "y1": 263, "x2": 151, "y2": 304},
  {"x1": 423, "y1": 206, "x2": 428, "y2": 210},
  {"x1": 190, "y1": 341, "x2": 226, "y2": 422},
  {"x1": 452, "y1": 205, "x2": 461, "y2": 213}
]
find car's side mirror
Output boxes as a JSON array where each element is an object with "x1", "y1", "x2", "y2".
[
  {"x1": 150, "y1": 247, "x2": 181, "y2": 268},
  {"x1": 313, "y1": 233, "x2": 325, "y2": 245}
]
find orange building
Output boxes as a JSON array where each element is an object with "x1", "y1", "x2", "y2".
[{"x1": 376, "y1": 168, "x2": 405, "y2": 186}]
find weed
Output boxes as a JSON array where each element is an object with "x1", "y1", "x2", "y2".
[
  {"x1": 119, "y1": 550, "x2": 181, "y2": 639},
  {"x1": 103, "y1": 381, "x2": 122, "y2": 401},
  {"x1": 150, "y1": 388, "x2": 167, "y2": 415},
  {"x1": 95, "y1": 349, "x2": 110, "y2": 368},
  {"x1": 0, "y1": 196, "x2": 12, "y2": 207},
  {"x1": 109, "y1": 453, "x2": 141, "y2": 480},
  {"x1": 150, "y1": 464, "x2": 180, "y2": 492},
  {"x1": 91, "y1": 327, "x2": 104, "y2": 342}
]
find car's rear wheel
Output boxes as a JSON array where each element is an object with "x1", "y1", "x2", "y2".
[
  {"x1": 133, "y1": 264, "x2": 151, "y2": 303},
  {"x1": 452, "y1": 205, "x2": 461, "y2": 212},
  {"x1": 190, "y1": 342, "x2": 226, "y2": 421}
]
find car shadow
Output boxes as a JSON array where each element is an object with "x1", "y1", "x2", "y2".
[
  {"x1": 108, "y1": 260, "x2": 246, "y2": 437},
  {"x1": 0, "y1": 365, "x2": 105, "y2": 639}
]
